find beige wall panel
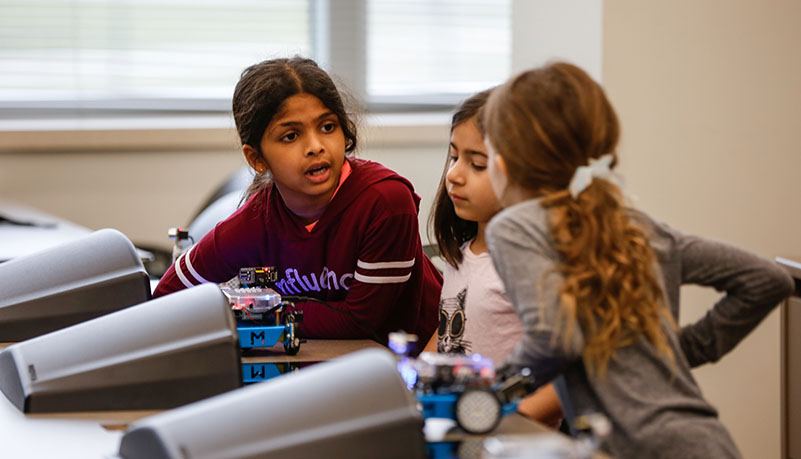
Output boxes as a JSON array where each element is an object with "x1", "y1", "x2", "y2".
[
  {"x1": 0, "y1": 150, "x2": 245, "y2": 250},
  {"x1": 604, "y1": 1, "x2": 801, "y2": 457}
]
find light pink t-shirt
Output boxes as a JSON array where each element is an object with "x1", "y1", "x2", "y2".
[{"x1": 437, "y1": 240, "x2": 524, "y2": 364}]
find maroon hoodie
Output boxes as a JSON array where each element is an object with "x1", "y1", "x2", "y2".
[{"x1": 154, "y1": 158, "x2": 441, "y2": 343}]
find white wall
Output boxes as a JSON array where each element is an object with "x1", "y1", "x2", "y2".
[
  {"x1": 512, "y1": 0, "x2": 603, "y2": 81},
  {"x1": 0, "y1": 119, "x2": 246, "y2": 250},
  {"x1": 0, "y1": 148, "x2": 244, "y2": 249}
]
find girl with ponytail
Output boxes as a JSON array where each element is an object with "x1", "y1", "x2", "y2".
[{"x1": 482, "y1": 62, "x2": 793, "y2": 458}]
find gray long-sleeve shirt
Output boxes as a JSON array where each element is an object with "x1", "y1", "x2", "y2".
[{"x1": 486, "y1": 199, "x2": 794, "y2": 459}]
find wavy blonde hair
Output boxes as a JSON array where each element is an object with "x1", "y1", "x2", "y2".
[{"x1": 483, "y1": 62, "x2": 675, "y2": 378}]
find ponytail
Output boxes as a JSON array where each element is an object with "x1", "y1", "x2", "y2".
[{"x1": 541, "y1": 179, "x2": 676, "y2": 378}]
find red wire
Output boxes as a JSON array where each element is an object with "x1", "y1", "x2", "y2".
[{"x1": 239, "y1": 304, "x2": 263, "y2": 325}]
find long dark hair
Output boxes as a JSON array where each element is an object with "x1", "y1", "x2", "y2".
[
  {"x1": 232, "y1": 56, "x2": 359, "y2": 199},
  {"x1": 429, "y1": 89, "x2": 492, "y2": 268},
  {"x1": 483, "y1": 62, "x2": 675, "y2": 378}
]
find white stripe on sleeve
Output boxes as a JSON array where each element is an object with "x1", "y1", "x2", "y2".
[
  {"x1": 174, "y1": 253, "x2": 196, "y2": 289},
  {"x1": 184, "y1": 246, "x2": 211, "y2": 284},
  {"x1": 356, "y1": 258, "x2": 415, "y2": 270},
  {"x1": 354, "y1": 272, "x2": 412, "y2": 284}
]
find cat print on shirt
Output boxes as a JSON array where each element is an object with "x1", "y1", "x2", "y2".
[{"x1": 438, "y1": 288, "x2": 470, "y2": 354}]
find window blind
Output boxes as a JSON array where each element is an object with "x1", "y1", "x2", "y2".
[
  {"x1": 0, "y1": 0, "x2": 310, "y2": 111},
  {"x1": 0, "y1": 0, "x2": 511, "y2": 112},
  {"x1": 366, "y1": 0, "x2": 511, "y2": 99}
]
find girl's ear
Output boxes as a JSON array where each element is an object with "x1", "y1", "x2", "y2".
[{"x1": 243, "y1": 145, "x2": 269, "y2": 174}]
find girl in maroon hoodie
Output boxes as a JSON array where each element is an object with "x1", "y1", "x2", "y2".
[{"x1": 154, "y1": 57, "x2": 441, "y2": 345}]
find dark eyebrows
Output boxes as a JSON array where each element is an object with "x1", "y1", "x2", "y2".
[
  {"x1": 274, "y1": 111, "x2": 337, "y2": 129},
  {"x1": 466, "y1": 149, "x2": 487, "y2": 158},
  {"x1": 315, "y1": 111, "x2": 337, "y2": 122},
  {"x1": 449, "y1": 142, "x2": 487, "y2": 159}
]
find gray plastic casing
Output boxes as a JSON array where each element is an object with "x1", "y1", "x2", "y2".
[
  {"x1": 0, "y1": 228, "x2": 151, "y2": 341},
  {"x1": 0, "y1": 283, "x2": 241, "y2": 413},
  {"x1": 118, "y1": 348, "x2": 425, "y2": 459}
]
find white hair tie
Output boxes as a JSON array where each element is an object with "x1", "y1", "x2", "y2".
[{"x1": 567, "y1": 154, "x2": 624, "y2": 198}]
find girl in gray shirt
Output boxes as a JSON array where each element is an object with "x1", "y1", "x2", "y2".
[{"x1": 481, "y1": 62, "x2": 794, "y2": 458}]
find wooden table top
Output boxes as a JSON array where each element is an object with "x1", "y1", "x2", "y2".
[{"x1": 240, "y1": 338, "x2": 384, "y2": 363}]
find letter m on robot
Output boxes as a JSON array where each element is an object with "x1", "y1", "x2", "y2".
[{"x1": 250, "y1": 330, "x2": 266, "y2": 346}]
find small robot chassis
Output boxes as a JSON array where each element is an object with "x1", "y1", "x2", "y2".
[
  {"x1": 390, "y1": 333, "x2": 535, "y2": 435},
  {"x1": 220, "y1": 267, "x2": 304, "y2": 356}
]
